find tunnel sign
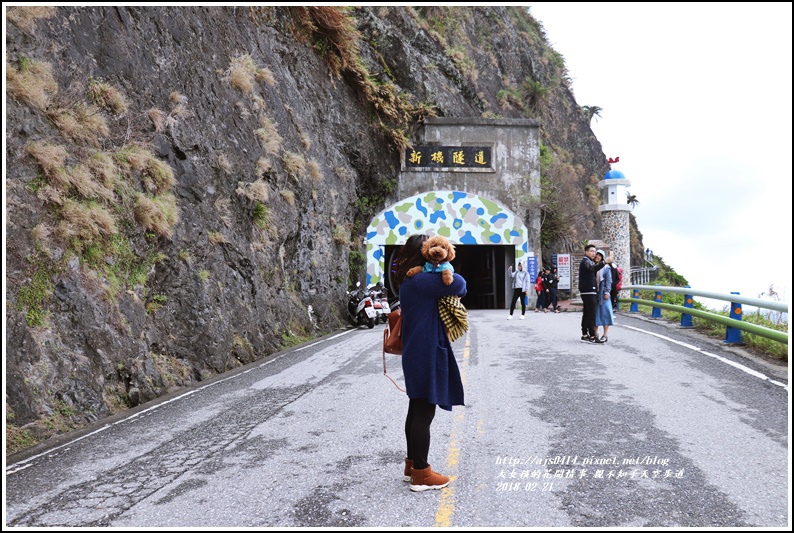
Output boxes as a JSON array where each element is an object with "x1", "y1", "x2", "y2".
[{"x1": 404, "y1": 146, "x2": 492, "y2": 170}]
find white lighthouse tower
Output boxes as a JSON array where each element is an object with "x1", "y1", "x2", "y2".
[{"x1": 597, "y1": 159, "x2": 631, "y2": 301}]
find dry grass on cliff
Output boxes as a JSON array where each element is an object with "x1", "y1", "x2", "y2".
[
  {"x1": 288, "y1": 7, "x2": 361, "y2": 78},
  {"x1": 26, "y1": 141, "x2": 69, "y2": 177},
  {"x1": 308, "y1": 159, "x2": 323, "y2": 182},
  {"x1": 47, "y1": 104, "x2": 110, "y2": 146},
  {"x1": 6, "y1": 59, "x2": 59, "y2": 110},
  {"x1": 147, "y1": 107, "x2": 167, "y2": 132},
  {"x1": 226, "y1": 54, "x2": 275, "y2": 95},
  {"x1": 256, "y1": 66, "x2": 276, "y2": 86},
  {"x1": 57, "y1": 199, "x2": 118, "y2": 242},
  {"x1": 280, "y1": 190, "x2": 296, "y2": 205},
  {"x1": 64, "y1": 164, "x2": 116, "y2": 203},
  {"x1": 254, "y1": 117, "x2": 283, "y2": 155},
  {"x1": 286, "y1": 6, "x2": 427, "y2": 152},
  {"x1": 27, "y1": 142, "x2": 117, "y2": 205},
  {"x1": 215, "y1": 153, "x2": 233, "y2": 175},
  {"x1": 237, "y1": 179, "x2": 271, "y2": 204},
  {"x1": 255, "y1": 157, "x2": 273, "y2": 177},
  {"x1": 133, "y1": 193, "x2": 179, "y2": 239},
  {"x1": 208, "y1": 231, "x2": 227, "y2": 245},
  {"x1": 85, "y1": 150, "x2": 121, "y2": 189},
  {"x1": 282, "y1": 151, "x2": 307, "y2": 181},
  {"x1": 214, "y1": 197, "x2": 233, "y2": 227},
  {"x1": 87, "y1": 80, "x2": 129, "y2": 115},
  {"x1": 333, "y1": 223, "x2": 350, "y2": 245},
  {"x1": 6, "y1": 6, "x2": 56, "y2": 33},
  {"x1": 228, "y1": 54, "x2": 257, "y2": 95},
  {"x1": 116, "y1": 144, "x2": 175, "y2": 195}
]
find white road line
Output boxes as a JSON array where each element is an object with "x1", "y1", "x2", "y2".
[
  {"x1": 5, "y1": 328, "x2": 357, "y2": 473},
  {"x1": 622, "y1": 324, "x2": 788, "y2": 389}
]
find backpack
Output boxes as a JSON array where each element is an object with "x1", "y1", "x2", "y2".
[{"x1": 610, "y1": 265, "x2": 622, "y2": 292}]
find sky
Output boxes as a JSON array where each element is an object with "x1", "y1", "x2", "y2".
[{"x1": 528, "y1": 2, "x2": 792, "y2": 311}]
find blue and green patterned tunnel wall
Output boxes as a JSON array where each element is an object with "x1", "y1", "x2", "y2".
[{"x1": 365, "y1": 190, "x2": 529, "y2": 285}]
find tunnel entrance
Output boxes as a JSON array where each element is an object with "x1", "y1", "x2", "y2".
[{"x1": 384, "y1": 244, "x2": 513, "y2": 309}]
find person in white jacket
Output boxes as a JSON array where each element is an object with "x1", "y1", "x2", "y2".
[{"x1": 507, "y1": 261, "x2": 531, "y2": 320}]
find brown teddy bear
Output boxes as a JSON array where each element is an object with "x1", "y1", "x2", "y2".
[{"x1": 405, "y1": 235, "x2": 456, "y2": 285}]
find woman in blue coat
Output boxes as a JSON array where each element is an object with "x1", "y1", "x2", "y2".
[
  {"x1": 392, "y1": 234, "x2": 467, "y2": 492},
  {"x1": 594, "y1": 250, "x2": 615, "y2": 342}
]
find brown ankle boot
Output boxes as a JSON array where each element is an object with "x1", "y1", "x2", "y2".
[
  {"x1": 404, "y1": 458, "x2": 413, "y2": 482},
  {"x1": 410, "y1": 464, "x2": 450, "y2": 492}
]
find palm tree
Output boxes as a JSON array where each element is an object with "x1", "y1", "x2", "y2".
[
  {"x1": 626, "y1": 192, "x2": 639, "y2": 210},
  {"x1": 582, "y1": 105, "x2": 602, "y2": 123}
]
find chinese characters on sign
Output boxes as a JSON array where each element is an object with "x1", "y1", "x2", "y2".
[
  {"x1": 553, "y1": 254, "x2": 571, "y2": 290},
  {"x1": 405, "y1": 146, "x2": 492, "y2": 169}
]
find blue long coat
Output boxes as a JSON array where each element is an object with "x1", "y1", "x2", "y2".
[
  {"x1": 399, "y1": 272, "x2": 467, "y2": 411},
  {"x1": 596, "y1": 265, "x2": 615, "y2": 326}
]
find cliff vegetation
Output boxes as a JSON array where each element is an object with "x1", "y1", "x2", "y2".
[{"x1": 4, "y1": 6, "x2": 642, "y2": 455}]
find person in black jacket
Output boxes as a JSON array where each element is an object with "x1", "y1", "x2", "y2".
[
  {"x1": 579, "y1": 244, "x2": 611, "y2": 343},
  {"x1": 608, "y1": 262, "x2": 620, "y2": 311},
  {"x1": 545, "y1": 265, "x2": 560, "y2": 312},
  {"x1": 538, "y1": 265, "x2": 552, "y2": 313}
]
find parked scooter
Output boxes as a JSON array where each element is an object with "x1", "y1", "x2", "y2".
[
  {"x1": 347, "y1": 281, "x2": 377, "y2": 329},
  {"x1": 367, "y1": 282, "x2": 391, "y2": 324}
]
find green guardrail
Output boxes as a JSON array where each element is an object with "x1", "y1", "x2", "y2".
[
  {"x1": 624, "y1": 285, "x2": 789, "y2": 313},
  {"x1": 618, "y1": 284, "x2": 788, "y2": 345},
  {"x1": 619, "y1": 298, "x2": 788, "y2": 344}
]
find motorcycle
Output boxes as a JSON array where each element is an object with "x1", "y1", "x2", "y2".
[
  {"x1": 367, "y1": 282, "x2": 391, "y2": 324},
  {"x1": 347, "y1": 281, "x2": 377, "y2": 329}
]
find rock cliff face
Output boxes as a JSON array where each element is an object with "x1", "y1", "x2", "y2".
[{"x1": 5, "y1": 6, "x2": 618, "y2": 452}]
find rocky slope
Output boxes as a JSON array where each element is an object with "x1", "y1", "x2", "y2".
[{"x1": 5, "y1": 6, "x2": 633, "y2": 453}]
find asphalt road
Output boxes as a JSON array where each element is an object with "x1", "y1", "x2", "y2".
[{"x1": 4, "y1": 310, "x2": 789, "y2": 528}]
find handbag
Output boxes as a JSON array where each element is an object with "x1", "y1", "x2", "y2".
[
  {"x1": 383, "y1": 308, "x2": 402, "y2": 355},
  {"x1": 382, "y1": 309, "x2": 405, "y2": 392}
]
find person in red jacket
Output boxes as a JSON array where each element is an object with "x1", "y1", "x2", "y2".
[{"x1": 534, "y1": 269, "x2": 545, "y2": 312}]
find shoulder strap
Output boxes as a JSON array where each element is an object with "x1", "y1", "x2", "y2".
[{"x1": 382, "y1": 311, "x2": 406, "y2": 393}]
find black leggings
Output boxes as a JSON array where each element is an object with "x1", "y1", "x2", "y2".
[
  {"x1": 405, "y1": 398, "x2": 437, "y2": 470},
  {"x1": 509, "y1": 288, "x2": 526, "y2": 315}
]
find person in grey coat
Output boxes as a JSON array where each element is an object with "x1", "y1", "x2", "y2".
[{"x1": 507, "y1": 261, "x2": 531, "y2": 320}]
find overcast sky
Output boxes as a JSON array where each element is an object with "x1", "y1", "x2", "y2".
[{"x1": 528, "y1": 2, "x2": 792, "y2": 309}]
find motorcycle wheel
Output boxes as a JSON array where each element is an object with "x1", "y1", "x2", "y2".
[
  {"x1": 367, "y1": 317, "x2": 376, "y2": 329},
  {"x1": 348, "y1": 315, "x2": 358, "y2": 327}
]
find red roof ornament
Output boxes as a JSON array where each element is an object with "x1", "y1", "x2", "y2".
[{"x1": 608, "y1": 156, "x2": 620, "y2": 164}]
